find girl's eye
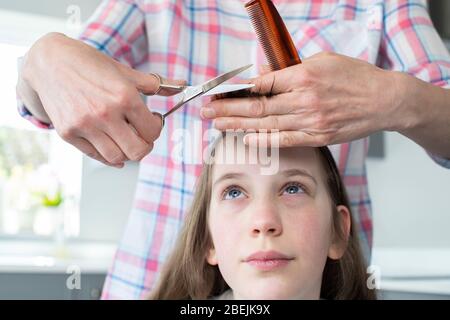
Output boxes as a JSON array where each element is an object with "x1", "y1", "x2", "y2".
[
  {"x1": 223, "y1": 186, "x2": 244, "y2": 200},
  {"x1": 283, "y1": 182, "x2": 306, "y2": 195}
]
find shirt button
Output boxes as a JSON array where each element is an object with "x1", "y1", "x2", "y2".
[{"x1": 367, "y1": 7, "x2": 381, "y2": 29}]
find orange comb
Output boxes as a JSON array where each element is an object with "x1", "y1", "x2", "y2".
[{"x1": 245, "y1": 0, "x2": 301, "y2": 71}]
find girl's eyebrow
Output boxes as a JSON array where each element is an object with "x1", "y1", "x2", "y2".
[
  {"x1": 212, "y1": 168, "x2": 317, "y2": 188},
  {"x1": 213, "y1": 172, "x2": 246, "y2": 188},
  {"x1": 281, "y1": 168, "x2": 317, "y2": 185}
]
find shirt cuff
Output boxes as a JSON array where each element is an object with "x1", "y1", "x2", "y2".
[{"x1": 17, "y1": 102, "x2": 53, "y2": 129}]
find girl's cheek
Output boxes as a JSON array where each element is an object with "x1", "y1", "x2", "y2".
[
  {"x1": 210, "y1": 201, "x2": 247, "y2": 237},
  {"x1": 209, "y1": 216, "x2": 243, "y2": 265},
  {"x1": 288, "y1": 210, "x2": 332, "y2": 253},
  {"x1": 211, "y1": 198, "x2": 249, "y2": 216}
]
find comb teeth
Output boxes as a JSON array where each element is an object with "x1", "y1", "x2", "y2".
[{"x1": 245, "y1": 0, "x2": 301, "y2": 71}]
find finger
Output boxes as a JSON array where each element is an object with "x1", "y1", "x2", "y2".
[
  {"x1": 155, "y1": 76, "x2": 187, "y2": 96},
  {"x1": 104, "y1": 117, "x2": 153, "y2": 161},
  {"x1": 125, "y1": 96, "x2": 163, "y2": 145},
  {"x1": 212, "y1": 66, "x2": 297, "y2": 100},
  {"x1": 213, "y1": 115, "x2": 298, "y2": 131},
  {"x1": 248, "y1": 65, "x2": 297, "y2": 96},
  {"x1": 201, "y1": 93, "x2": 297, "y2": 119},
  {"x1": 243, "y1": 131, "x2": 325, "y2": 148},
  {"x1": 123, "y1": 66, "x2": 187, "y2": 96},
  {"x1": 84, "y1": 131, "x2": 128, "y2": 165},
  {"x1": 70, "y1": 136, "x2": 124, "y2": 168}
]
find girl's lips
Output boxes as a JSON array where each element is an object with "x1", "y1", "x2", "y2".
[
  {"x1": 244, "y1": 250, "x2": 294, "y2": 271},
  {"x1": 246, "y1": 259, "x2": 292, "y2": 271}
]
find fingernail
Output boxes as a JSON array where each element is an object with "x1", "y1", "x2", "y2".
[{"x1": 201, "y1": 107, "x2": 216, "y2": 119}]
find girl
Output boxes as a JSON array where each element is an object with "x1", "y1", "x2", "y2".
[{"x1": 150, "y1": 131, "x2": 376, "y2": 300}]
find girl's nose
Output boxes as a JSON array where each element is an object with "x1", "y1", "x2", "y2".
[{"x1": 249, "y1": 201, "x2": 283, "y2": 237}]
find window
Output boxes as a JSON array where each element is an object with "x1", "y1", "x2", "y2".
[{"x1": 0, "y1": 42, "x2": 81, "y2": 239}]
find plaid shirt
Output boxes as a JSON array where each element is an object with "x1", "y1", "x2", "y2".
[{"x1": 18, "y1": 0, "x2": 450, "y2": 299}]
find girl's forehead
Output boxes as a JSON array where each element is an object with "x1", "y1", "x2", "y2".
[{"x1": 212, "y1": 139, "x2": 320, "y2": 178}]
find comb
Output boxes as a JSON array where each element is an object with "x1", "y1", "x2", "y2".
[{"x1": 245, "y1": 0, "x2": 301, "y2": 71}]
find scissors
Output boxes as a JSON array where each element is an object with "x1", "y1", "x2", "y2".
[{"x1": 148, "y1": 64, "x2": 254, "y2": 127}]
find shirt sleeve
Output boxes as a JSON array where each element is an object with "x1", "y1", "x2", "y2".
[
  {"x1": 78, "y1": 0, "x2": 148, "y2": 68},
  {"x1": 17, "y1": 104, "x2": 54, "y2": 129},
  {"x1": 16, "y1": 56, "x2": 54, "y2": 129},
  {"x1": 18, "y1": 0, "x2": 148, "y2": 129},
  {"x1": 378, "y1": 0, "x2": 450, "y2": 168}
]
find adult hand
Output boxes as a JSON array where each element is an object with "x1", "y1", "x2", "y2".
[
  {"x1": 18, "y1": 33, "x2": 185, "y2": 167},
  {"x1": 200, "y1": 52, "x2": 405, "y2": 147}
]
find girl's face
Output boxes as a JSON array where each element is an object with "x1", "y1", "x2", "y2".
[{"x1": 207, "y1": 138, "x2": 350, "y2": 299}]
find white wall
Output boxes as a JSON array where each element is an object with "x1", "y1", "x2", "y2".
[
  {"x1": 0, "y1": 0, "x2": 101, "y2": 20},
  {"x1": 79, "y1": 159, "x2": 138, "y2": 242},
  {"x1": 368, "y1": 132, "x2": 450, "y2": 248}
]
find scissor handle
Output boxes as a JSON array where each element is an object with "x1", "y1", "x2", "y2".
[
  {"x1": 151, "y1": 96, "x2": 190, "y2": 129},
  {"x1": 159, "y1": 83, "x2": 187, "y2": 92},
  {"x1": 152, "y1": 112, "x2": 165, "y2": 128}
]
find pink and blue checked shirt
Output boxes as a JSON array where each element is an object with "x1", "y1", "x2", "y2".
[{"x1": 18, "y1": 0, "x2": 450, "y2": 299}]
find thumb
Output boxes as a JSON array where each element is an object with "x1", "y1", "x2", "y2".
[
  {"x1": 248, "y1": 64, "x2": 295, "y2": 96},
  {"x1": 123, "y1": 66, "x2": 187, "y2": 96},
  {"x1": 258, "y1": 64, "x2": 272, "y2": 75}
]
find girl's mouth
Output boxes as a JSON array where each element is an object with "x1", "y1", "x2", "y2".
[{"x1": 244, "y1": 250, "x2": 294, "y2": 271}]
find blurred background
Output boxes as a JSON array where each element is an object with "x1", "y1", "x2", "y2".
[{"x1": 0, "y1": 0, "x2": 449, "y2": 299}]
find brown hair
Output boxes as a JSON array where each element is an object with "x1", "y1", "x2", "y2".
[{"x1": 150, "y1": 133, "x2": 376, "y2": 300}]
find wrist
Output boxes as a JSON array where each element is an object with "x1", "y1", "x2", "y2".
[
  {"x1": 382, "y1": 70, "x2": 424, "y2": 133},
  {"x1": 22, "y1": 32, "x2": 67, "y2": 89},
  {"x1": 19, "y1": 33, "x2": 65, "y2": 124}
]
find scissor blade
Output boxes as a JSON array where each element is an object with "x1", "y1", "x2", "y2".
[
  {"x1": 201, "y1": 64, "x2": 253, "y2": 94},
  {"x1": 203, "y1": 83, "x2": 255, "y2": 96},
  {"x1": 162, "y1": 64, "x2": 253, "y2": 119}
]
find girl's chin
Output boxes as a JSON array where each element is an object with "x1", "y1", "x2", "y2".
[
  {"x1": 236, "y1": 286, "x2": 314, "y2": 300},
  {"x1": 237, "y1": 292, "x2": 305, "y2": 300}
]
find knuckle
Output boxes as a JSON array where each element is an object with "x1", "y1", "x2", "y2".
[
  {"x1": 211, "y1": 100, "x2": 224, "y2": 116},
  {"x1": 121, "y1": 100, "x2": 135, "y2": 112},
  {"x1": 249, "y1": 98, "x2": 265, "y2": 117},
  {"x1": 108, "y1": 152, "x2": 126, "y2": 164},
  {"x1": 58, "y1": 115, "x2": 91, "y2": 140},
  {"x1": 73, "y1": 113, "x2": 91, "y2": 128},
  {"x1": 281, "y1": 133, "x2": 294, "y2": 147},
  {"x1": 130, "y1": 145, "x2": 151, "y2": 161},
  {"x1": 297, "y1": 68, "x2": 316, "y2": 87},
  {"x1": 302, "y1": 71, "x2": 313, "y2": 85},
  {"x1": 86, "y1": 151, "x2": 100, "y2": 160},
  {"x1": 114, "y1": 85, "x2": 133, "y2": 107},
  {"x1": 58, "y1": 126, "x2": 77, "y2": 141},
  {"x1": 252, "y1": 77, "x2": 265, "y2": 94},
  {"x1": 270, "y1": 116, "x2": 280, "y2": 129},
  {"x1": 95, "y1": 106, "x2": 110, "y2": 121}
]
